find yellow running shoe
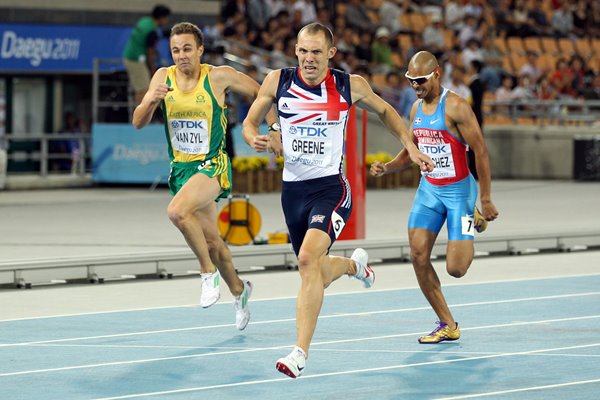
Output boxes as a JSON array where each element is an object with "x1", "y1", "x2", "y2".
[
  {"x1": 474, "y1": 207, "x2": 488, "y2": 233},
  {"x1": 418, "y1": 321, "x2": 460, "y2": 344}
]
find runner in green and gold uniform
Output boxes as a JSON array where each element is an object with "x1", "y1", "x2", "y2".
[
  {"x1": 133, "y1": 22, "x2": 277, "y2": 331},
  {"x1": 162, "y1": 63, "x2": 232, "y2": 198}
]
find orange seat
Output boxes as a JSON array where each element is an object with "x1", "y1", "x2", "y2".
[
  {"x1": 540, "y1": 37, "x2": 559, "y2": 55},
  {"x1": 408, "y1": 13, "x2": 427, "y2": 34},
  {"x1": 592, "y1": 39, "x2": 600, "y2": 55},
  {"x1": 574, "y1": 38, "x2": 593, "y2": 58},
  {"x1": 557, "y1": 38, "x2": 576, "y2": 56},
  {"x1": 398, "y1": 33, "x2": 412, "y2": 54},
  {"x1": 506, "y1": 37, "x2": 525, "y2": 55},
  {"x1": 399, "y1": 14, "x2": 412, "y2": 32},
  {"x1": 442, "y1": 29, "x2": 457, "y2": 51},
  {"x1": 511, "y1": 53, "x2": 527, "y2": 73},
  {"x1": 523, "y1": 37, "x2": 543, "y2": 54},
  {"x1": 494, "y1": 36, "x2": 508, "y2": 54}
]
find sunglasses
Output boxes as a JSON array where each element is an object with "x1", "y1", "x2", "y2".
[{"x1": 405, "y1": 70, "x2": 436, "y2": 85}]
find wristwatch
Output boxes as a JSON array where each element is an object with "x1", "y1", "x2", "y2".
[{"x1": 268, "y1": 122, "x2": 281, "y2": 132}]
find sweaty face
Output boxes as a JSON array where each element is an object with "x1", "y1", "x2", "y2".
[
  {"x1": 170, "y1": 34, "x2": 203, "y2": 74},
  {"x1": 295, "y1": 32, "x2": 335, "y2": 85}
]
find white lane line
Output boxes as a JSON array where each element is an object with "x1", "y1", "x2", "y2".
[
  {"x1": 435, "y1": 378, "x2": 600, "y2": 399},
  {"x1": 1, "y1": 272, "x2": 599, "y2": 322},
  {"x1": 1, "y1": 291, "x2": 598, "y2": 348},
  {"x1": 22, "y1": 344, "x2": 600, "y2": 359},
  {"x1": 26, "y1": 344, "x2": 250, "y2": 350},
  {"x1": 313, "y1": 348, "x2": 600, "y2": 358},
  {"x1": 1, "y1": 315, "x2": 599, "y2": 378},
  {"x1": 89, "y1": 343, "x2": 600, "y2": 400}
]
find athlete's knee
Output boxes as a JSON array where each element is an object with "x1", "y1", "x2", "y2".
[
  {"x1": 410, "y1": 245, "x2": 431, "y2": 267},
  {"x1": 446, "y1": 262, "x2": 471, "y2": 278},
  {"x1": 297, "y1": 250, "x2": 322, "y2": 280},
  {"x1": 167, "y1": 203, "x2": 188, "y2": 228}
]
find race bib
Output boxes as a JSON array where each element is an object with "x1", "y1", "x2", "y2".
[
  {"x1": 170, "y1": 119, "x2": 209, "y2": 154},
  {"x1": 331, "y1": 210, "x2": 345, "y2": 239},
  {"x1": 283, "y1": 125, "x2": 333, "y2": 168},
  {"x1": 419, "y1": 143, "x2": 456, "y2": 179},
  {"x1": 461, "y1": 214, "x2": 475, "y2": 236}
]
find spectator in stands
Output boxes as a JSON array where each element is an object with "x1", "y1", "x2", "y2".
[
  {"x1": 291, "y1": 0, "x2": 317, "y2": 25},
  {"x1": 508, "y1": 0, "x2": 536, "y2": 37},
  {"x1": 461, "y1": 38, "x2": 484, "y2": 69},
  {"x1": 568, "y1": 55, "x2": 590, "y2": 98},
  {"x1": 445, "y1": 0, "x2": 467, "y2": 33},
  {"x1": 519, "y1": 51, "x2": 543, "y2": 84},
  {"x1": 550, "y1": 57, "x2": 576, "y2": 97},
  {"x1": 494, "y1": 75, "x2": 514, "y2": 115},
  {"x1": 345, "y1": 0, "x2": 377, "y2": 33},
  {"x1": 464, "y1": 0, "x2": 484, "y2": 21},
  {"x1": 123, "y1": 4, "x2": 171, "y2": 106},
  {"x1": 441, "y1": 50, "x2": 461, "y2": 87},
  {"x1": 221, "y1": 0, "x2": 246, "y2": 22},
  {"x1": 480, "y1": 35, "x2": 505, "y2": 91},
  {"x1": 316, "y1": 7, "x2": 334, "y2": 31},
  {"x1": 378, "y1": 70, "x2": 401, "y2": 110},
  {"x1": 336, "y1": 28, "x2": 357, "y2": 54},
  {"x1": 398, "y1": 73, "x2": 418, "y2": 119},
  {"x1": 266, "y1": 0, "x2": 286, "y2": 17},
  {"x1": 405, "y1": 33, "x2": 425, "y2": 64},
  {"x1": 355, "y1": 31, "x2": 374, "y2": 66},
  {"x1": 372, "y1": 27, "x2": 394, "y2": 74},
  {"x1": 445, "y1": 66, "x2": 473, "y2": 102},
  {"x1": 572, "y1": 0, "x2": 591, "y2": 38},
  {"x1": 468, "y1": 59, "x2": 485, "y2": 180},
  {"x1": 552, "y1": 2, "x2": 575, "y2": 39},
  {"x1": 535, "y1": 76, "x2": 559, "y2": 100},
  {"x1": 457, "y1": 14, "x2": 482, "y2": 48},
  {"x1": 422, "y1": 14, "x2": 446, "y2": 59},
  {"x1": 525, "y1": 0, "x2": 549, "y2": 36},
  {"x1": 589, "y1": 1, "x2": 600, "y2": 37},
  {"x1": 247, "y1": 0, "x2": 270, "y2": 30},
  {"x1": 492, "y1": 0, "x2": 512, "y2": 38},
  {"x1": 511, "y1": 74, "x2": 536, "y2": 101},
  {"x1": 379, "y1": 0, "x2": 409, "y2": 34},
  {"x1": 0, "y1": 126, "x2": 6, "y2": 190},
  {"x1": 270, "y1": 39, "x2": 289, "y2": 69},
  {"x1": 468, "y1": 59, "x2": 486, "y2": 127}
]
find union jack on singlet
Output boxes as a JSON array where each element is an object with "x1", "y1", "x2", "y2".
[{"x1": 275, "y1": 67, "x2": 353, "y2": 182}]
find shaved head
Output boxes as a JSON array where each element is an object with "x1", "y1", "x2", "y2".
[{"x1": 408, "y1": 51, "x2": 439, "y2": 75}]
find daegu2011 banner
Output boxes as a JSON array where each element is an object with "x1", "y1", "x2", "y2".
[
  {"x1": 0, "y1": 23, "x2": 131, "y2": 72},
  {"x1": 92, "y1": 123, "x2": 170, "y2": 184}
]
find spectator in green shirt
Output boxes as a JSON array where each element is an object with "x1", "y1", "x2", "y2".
[{"x1": 123, "y1": 5, "x2": 171, "y2": 105}]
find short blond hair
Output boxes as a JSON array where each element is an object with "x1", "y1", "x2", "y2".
[{"x1": 170, "y1": 22, "x2": 204, "y2": 47}]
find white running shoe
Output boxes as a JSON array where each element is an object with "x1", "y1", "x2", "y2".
[
  {"x1": 234, "y1": 280, "x2": 252, "y2": 330},
  {"x1": 351, "y1": 248, "x2": 375, "y2": 288},
  {"x1": 200, "y1": 270, "x2": 221, "y2": 308},
  {"x1": 276, "y1": 346, "x2": 307, "y2": 378}
]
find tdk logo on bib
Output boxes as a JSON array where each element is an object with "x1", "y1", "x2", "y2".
[
  {"x1": 171, "y1": 120, "x2": 205, "y2": 130},
  {"x1": 289, "y1": 126, "x2": 327, "y2": 137}
]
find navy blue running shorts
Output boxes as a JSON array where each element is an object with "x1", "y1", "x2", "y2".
[{"x1": 281, "y1": 174, "x2": 352, "y2": 256}]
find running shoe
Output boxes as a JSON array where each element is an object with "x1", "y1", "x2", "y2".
[
  {"x1": 418, "y1": 321, "x2": 461, "y2": 344},
  {"x1": 200, "y1": 270, "x2": 221, "y2": 308},
  {"x1": 474, "y1": 207, "x2": 488, "y2": 233},
  {"x1": 351, "y1": 248, "x2": 375, "y2": 288},
  {"x1": 276, "y1": 346, "x2": 307, "y2": 378},
  {"x1": 234, "y1": 280, "x2": 252, "y2": 330}
]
